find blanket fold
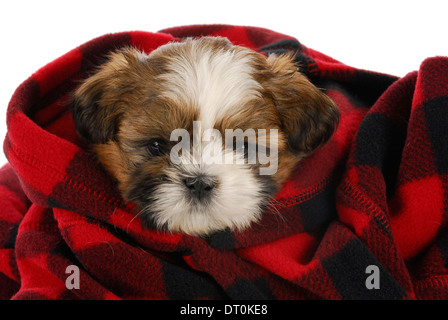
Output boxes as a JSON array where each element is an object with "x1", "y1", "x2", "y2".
[{"x1": 1, "y1": 24, "x2": 447, "y2": 300}]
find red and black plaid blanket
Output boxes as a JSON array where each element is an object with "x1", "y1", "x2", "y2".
[{"x1": 1, "y1": 24, "x2": 447, "y2": 300}]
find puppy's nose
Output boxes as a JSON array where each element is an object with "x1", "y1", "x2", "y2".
[{"x1": 184, "y1": 177, "x2": 216, "y2": 200}]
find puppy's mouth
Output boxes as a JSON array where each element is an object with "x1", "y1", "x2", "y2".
[{"x1": 126, "y1": 165, "x2": 277, "y2": 237}]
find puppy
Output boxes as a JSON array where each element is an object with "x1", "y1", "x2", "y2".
[{"x1": 72, "y1": 37, "x2": 339, "y2": 237}]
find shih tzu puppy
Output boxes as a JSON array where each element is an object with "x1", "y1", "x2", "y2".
[{"x1": 72, "y1": 37, "x2": 339, "y2": 237}]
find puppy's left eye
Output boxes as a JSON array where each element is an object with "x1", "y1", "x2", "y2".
[{"x1": 146, "y1": 138, "x2": 167, "y2": 157}]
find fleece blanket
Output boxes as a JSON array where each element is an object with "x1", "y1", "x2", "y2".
[{"x1": 1, "y1": 24, "x2": 448, "y2": 300}]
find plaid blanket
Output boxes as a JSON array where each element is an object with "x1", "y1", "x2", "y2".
[{"x1": 1, "y1": 24, "x2": 447, "y2": 300}]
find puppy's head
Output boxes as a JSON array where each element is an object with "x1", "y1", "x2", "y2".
[{"x1": 73, "y1": 37, "x2": 339, "y2": 236}]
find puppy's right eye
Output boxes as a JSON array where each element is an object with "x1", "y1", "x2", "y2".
[
  {"x1": 146, "y1": 138, "x2": 167, "y2": 157},
  {"x1": 232, "y1": 139, "x2": 249, "y2": 156}
]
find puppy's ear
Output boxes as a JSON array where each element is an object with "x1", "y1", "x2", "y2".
[
  {"x1": 265, "y1": 53, "x2": 339, "y2": 157},
  {"x1": 72, "y1": 50, "x2": 137, "y2": 145}
]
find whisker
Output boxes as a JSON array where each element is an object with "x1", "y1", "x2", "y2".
[{"x1": 265, "y1": 198, "x2": 286, "y2": 226}]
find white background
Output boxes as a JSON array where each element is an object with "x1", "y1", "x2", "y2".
[{"x1": 1, "y1": 0, "x2": 447, "y2": 166}]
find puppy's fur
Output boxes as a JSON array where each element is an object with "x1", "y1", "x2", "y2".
[{"x1": 73, "y1": 37, "x2": 339, "y2": 236}]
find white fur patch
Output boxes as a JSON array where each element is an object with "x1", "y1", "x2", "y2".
[
  {"x1": 159, "y1": 42, "x2": 262, "y2": 129},
  {"x1": 147, "y1": 145, "x2": 265, "y2": 236}
]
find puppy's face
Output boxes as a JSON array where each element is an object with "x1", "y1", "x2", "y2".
[{"x1": 73, "y1": 37, "x2": 338, "y2": 236}]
